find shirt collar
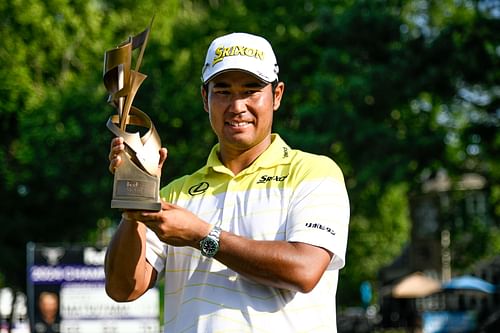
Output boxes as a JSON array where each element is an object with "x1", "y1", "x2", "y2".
[{"x1": 203, "y1": 134, "x2": 292, "y2": 177}]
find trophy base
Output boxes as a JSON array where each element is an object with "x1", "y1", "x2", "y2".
[
  {"x1": 111, "y1": 150, "x2": 161, "y2": 211},
  {"x1": 111, "y1": 199, "x2": 161, "y2": 211}
]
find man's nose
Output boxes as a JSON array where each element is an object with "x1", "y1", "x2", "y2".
[{"x1": 229, "y1": 95, "x2": 247, "y2": 114}]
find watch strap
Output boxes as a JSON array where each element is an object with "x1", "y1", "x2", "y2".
[
  {"x1": 209, "y1": 226, "x2": 222, "y2": 239},
  {"x1": 200, "y1": 226, "x2": 222, "y2": 257}
]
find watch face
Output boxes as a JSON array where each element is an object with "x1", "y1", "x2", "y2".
[{"x1": 201, "y1": 237, "x2": 219, "y2": 257}]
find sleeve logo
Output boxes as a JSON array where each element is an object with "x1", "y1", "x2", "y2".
[{"x1": 305, "y1": 222, "x2": 336, "y2": 236}]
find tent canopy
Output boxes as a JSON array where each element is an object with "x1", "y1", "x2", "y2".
[
  {"x1": 392, "y1": 272, "x2": 442, "y2": 298},
  {"x1": 443, "y1": 275, "x2": 496, "y2": 294}
]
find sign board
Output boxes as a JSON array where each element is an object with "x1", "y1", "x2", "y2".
[{"x1": 27, "y1": 243, "x2": 159, "y2": 333}]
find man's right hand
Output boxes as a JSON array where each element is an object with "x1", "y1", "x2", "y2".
[
  {"x1": 108, "y1": 137, "x2": 125, "y2": 174},
  {"x1": 108, "y1": 137, "x2": 168, "y2": 175}
]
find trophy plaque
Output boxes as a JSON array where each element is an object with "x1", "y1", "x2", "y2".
[{"x1": 103, "y1": 20, "x2": 161, "y2": 211}]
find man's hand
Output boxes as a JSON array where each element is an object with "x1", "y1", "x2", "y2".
[
  {"x1": 123, "y1": 202, "x2": 212, "y2": 248},
  {"x1": 108, "y1": 137, "x2": 168, "y2": 174}
]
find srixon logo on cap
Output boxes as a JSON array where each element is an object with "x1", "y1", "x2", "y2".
[{"x1": 212, "y1": 45, "x2": 265, "y2": 65}]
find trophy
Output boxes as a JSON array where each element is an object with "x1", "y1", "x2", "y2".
[{"x1": 103, "y1": 19, "x2": 161, "y2": 211}]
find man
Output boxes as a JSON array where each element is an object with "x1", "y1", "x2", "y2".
[
  {"x1": 35, "y1": 292, "x2": 59, "y2": 333},
  {"x1": 105, "y1": 32, "x2": 350, "y2": 332}
]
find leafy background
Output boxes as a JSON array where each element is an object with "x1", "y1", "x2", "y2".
[{"x1": 1, "y1": 0, "x2": 499, "y2": 308}]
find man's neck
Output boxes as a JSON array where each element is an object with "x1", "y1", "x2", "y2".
[{"x1": 218, "y1": 136, "x2": 272, "y2": 175}]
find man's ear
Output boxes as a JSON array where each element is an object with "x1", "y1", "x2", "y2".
[
  {"x1": 273, "y1": 82, "x2": 285, "y2": 111},
  {"x1": 201, "y1": 85, "x2": 209, "y2": 113}
]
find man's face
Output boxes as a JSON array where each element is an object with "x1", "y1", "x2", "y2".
[
  {"x1": 202, "y1": 71, "x2": 284, "y2": 154},
  {"x1": 39, "y1": 293, "x2": 58, "y2": 320}
]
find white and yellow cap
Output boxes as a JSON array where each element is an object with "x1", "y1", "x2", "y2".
[{"x1": 201, "y1": 32, "x2": 279, "y2": 84}]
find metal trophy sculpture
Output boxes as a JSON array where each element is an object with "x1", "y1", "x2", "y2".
[{"x1": 103, "y1": 20, "x2": 161, "y2": 211}]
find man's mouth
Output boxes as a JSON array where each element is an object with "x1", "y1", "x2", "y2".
[{"x1": 227, "y1": 121, "x2": 251, "y2": 127}]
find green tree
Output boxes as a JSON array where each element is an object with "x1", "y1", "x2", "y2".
[{"x1": 0, "y1": 0, "x2": 181, "y2": 286}]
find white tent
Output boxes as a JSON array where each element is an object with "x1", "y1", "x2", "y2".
[{"x1": 392, "y1": 272, "x2": 442, "y2": 298}]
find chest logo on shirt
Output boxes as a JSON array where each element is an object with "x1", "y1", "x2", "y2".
[
  {"x1": 256, "y1": 174, "x2": 288, "y2": 184},
  {"x1": 188, "y1": 182, "x2": 209, "y2": 196}
]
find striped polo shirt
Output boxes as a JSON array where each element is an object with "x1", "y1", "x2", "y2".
[{"x1": 146, "y1": 134, "x2": 350, "y2": 332}]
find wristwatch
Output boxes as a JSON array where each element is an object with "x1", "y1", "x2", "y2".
[{"x1": 199, "y1": 226, "x2": 222, "y2": 258}]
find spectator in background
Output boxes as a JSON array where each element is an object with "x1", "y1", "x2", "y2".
[{"x1": 35, "y1": 292, "x2": 59, "y2": 333}]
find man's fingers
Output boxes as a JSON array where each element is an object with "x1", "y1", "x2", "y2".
[
  {"x1": 108, "y1": 154, "x2": 122, "y2": 174},
  {"x1": 108, "y1": 138, "x2": 166, "y2": 175},
  {"x1": 108, "y1": 138, "x2": 125, "y2": 158},
  {"x1": 158, "y1": 148, "x2": 168, "y2": 169},
  {"x1": 108, "y1": 137, "x2": 125, "y2": 174},
  {"x1": 109, "y1": 137, "x2": 124, "y2": 151}
]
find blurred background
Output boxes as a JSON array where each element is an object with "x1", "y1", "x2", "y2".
[{"x1": 0, "y1": 0, "x2": 499, "y2": 332}]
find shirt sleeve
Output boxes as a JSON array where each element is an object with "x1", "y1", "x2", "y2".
[
  {"x1": 286, "y1": 156, "x2": 350, "y2": 270},
  {"x1": 145, "y1": 227, "x2": 168, "y2": 274}
]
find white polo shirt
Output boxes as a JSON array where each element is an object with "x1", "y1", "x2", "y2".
[{"x1": 146, "y1": 134, "x2": 350, "y2": 332}]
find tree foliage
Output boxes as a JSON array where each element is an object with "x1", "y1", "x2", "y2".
[{"x1": 1, "y1": 0, "x2": 498, "y2": 308}]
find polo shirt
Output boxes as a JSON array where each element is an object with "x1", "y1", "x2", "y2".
[{"x1": 146, "y1": 134, "x2": 350, "y2": 332}]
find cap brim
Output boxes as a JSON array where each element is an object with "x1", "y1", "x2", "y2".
[{"x1": 203, "y1": 68, "x2": 275, "y2": 84}]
